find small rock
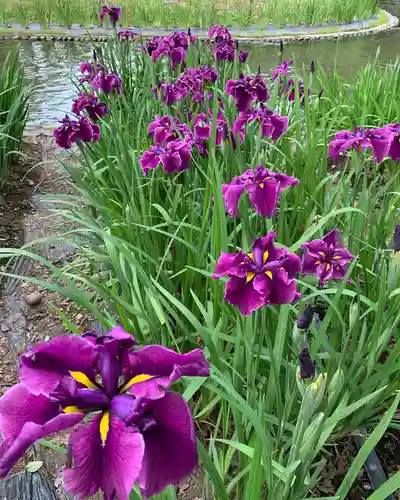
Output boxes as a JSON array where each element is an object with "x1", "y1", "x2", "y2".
[
  {"x1": 1, "y1": 324, "x2": 10, "y2": 332},
  {"x1": 24, "y1": 291, "x2": 43, "y2": 306}
]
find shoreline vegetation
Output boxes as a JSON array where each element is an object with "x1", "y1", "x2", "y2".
[
  {"x1": 0, "y1": 10, "x2": 395, "y2": 42},
  {"x1": 0, "y1": 0, "x2": 380, "y2": 29}
]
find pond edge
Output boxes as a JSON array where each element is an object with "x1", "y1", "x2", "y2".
[{"x1": 0, "y1": 10, "x2": 398, "y2": 45}]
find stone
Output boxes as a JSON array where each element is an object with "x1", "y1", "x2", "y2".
[
  {"x1": 1, "y1": 324, "x2": 10, "y2": 332},
  {"x1": 24, "y1": 291, "x2": 42, "y2": 306}
]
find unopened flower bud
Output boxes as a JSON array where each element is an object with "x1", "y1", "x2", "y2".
[
  {"x1": 296, "y1": 307, "x2": 314, "y2": 330},
  {"x1": 299, "y1": 346, "x2": 316, "y2": 379}
]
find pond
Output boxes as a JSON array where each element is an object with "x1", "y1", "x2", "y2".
[{"x1": 0, "y1": 0, "x2": 399, "y2": 130}]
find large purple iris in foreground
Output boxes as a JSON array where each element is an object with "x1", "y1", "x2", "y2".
[
  {"x1": 0, "y1": 329, "x2": 209, "y2": 499},
  {"x1": 213, "y1": 233, "x2": 301, "y2": 315},
  {"x1": 301, "y1": 229, "x2": 354, "y2": 285},
  {"x1": 222, "y1": 166, "x2": 299, "y2": 218}
]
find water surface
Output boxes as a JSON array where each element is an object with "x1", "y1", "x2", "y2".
[{"x1": 0, "y1": 0, "x2": 398, "y2": 129}]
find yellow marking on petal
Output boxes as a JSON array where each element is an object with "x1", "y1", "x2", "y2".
[
  {"x1": 318, "y1": 252, "x2": 327, "y2": 257},
  {"x1": 263, "y1": 250, "x2": 269, "y2": 263},
  {"x1": 332, "y1": 255, "x2": 341, "y2": 260},
  {"x1": 63, "y1": 406, "x2": 82, "y2": 414},
  {"x1": 315, "y1": 260, "x2": 321, "y2": 265},
  {"x1": 326, "y1": 263, "x2": 331, "y2": 271},
  {"x1": 258, "y1": 183, "x2": 264, "y2": 188},
  {"x1": 247, "y1": 252, "x2": 254, "y2": 262},
  {"x1": 70, "y1": 371, "x2": 97, "y2": 390},
  {"x1": 246, "y1": 272, "x2": 255, "y2": 283},
  {"x1": 100, "y1": 411, "x2": 110, "y2": 447},
  {"x1": 265, "y1": 271, "x2": 273, "y2": 279},
  {"x1": 120, "y1": 374, "x2": 153, "y2": 393}
]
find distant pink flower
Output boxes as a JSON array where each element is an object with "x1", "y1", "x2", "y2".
[
  {"x1": 118, "y1": 30, "x2": 138, "y2": 40},
  {"x1": 272, "y1": 59, "x2": 293, "y2": 80},
  {"x1": 100, "y1": 5, "x2": 121, "y2": 24}
]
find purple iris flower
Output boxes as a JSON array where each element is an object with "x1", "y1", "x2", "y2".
[
  {"x1": 208, "y1": 25, "x2": 232, "y2": 40},
  {"x1": 272, "y1": 59, "x2": 293, "y2": 80},
  {"x1": 118, "y1": 30, "x2": 138, "y2": 40},
  {"x1": 0, "y1": 329, "x2": 209, "y2": 499},
  {"x1": 222, "y1": 165, "x2": 299, "y2": 218},
  {"x1": 157, "y1": 66, "x2": 218, "y2": 106},
  {"x1": 238, "y1": 50, "x2": 249, "y2": 63},
  {"x1": 140, "y1": 137, "x2": 192, "y2": 176},
  {"x1": 213, "y1": 233, "x2": 301, "y2": 316},
  {"x1": 79, "y1": 60, "x2": 105, "y2": 84},
  {"x1": 233, "y1": 107, "x2": 288, "y2": 141},
  {"x1": 212, "y1": 40, "x2": 235, "y2": 62},
  {"x1": 80, "y1": 60, "x2": 94, "y2": 75},
  {"x1": 151, "y1": 40, "x2": 172, "y2": 62},
  {"x1": 92, "y1": 72, "x2": 122, "y2": 95},
  {"x1": 159, "y1": 82, "x2": 185, "y2": 106},
  {"x1": 169, "y1": 47, "x2": 186, "y2": 71},
  {"x1": 151, "y1": 37, "x2": 187, "y2": 71},
  {"x1": 145, "y1": 36, "x2": 163, "y2": 56},
  {"x1": 199, "y1": 65, "x2": 218, "y2": 83},
  {"x1": 148, "y1": 115, "x2": 191, "y2": 145},
  {"x1": 281, "y1": 78, "x2": 308, "y2": 102},
  {"x1": 72, "y1": 92, "x2": 108, "y2": 121},
  {"x1": 301, "y1": 229, "x2": 354, "y2": 285},
  {"x1": 53, "y1": 115, "x2": 100, "y2": 149},
  {"x1": 194, "y1": 113, "x2": 212, "y2": 140},
  {"x1": 226, "y1": 75, "x2": 269, "y2": 112},
  {"x1": 100, "y1": 5, "x2": 121, "y2": 24},
  {"x1": 328, "y1": 127, "x2": 393, "y2": 164},
  {"x1": 384, "y1": 123, "x2": 400, "y2": 161},
  {"x1": 213, "y1": 109, "x2": 228, "y2": 145},
  {"x1": 168, "y1": 31, "x2": 189, "y2": 49},
  {"x1": 257, "y1": 107, "x2": 288, "y2": 140}
]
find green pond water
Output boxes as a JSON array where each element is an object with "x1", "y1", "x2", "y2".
[{"x1": 0, "y1": 0, "x2": 398, "y2": 129}]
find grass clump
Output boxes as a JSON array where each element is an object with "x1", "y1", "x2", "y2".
[{"x1": 0, "y1": 48, "x2": 29, "y2": 186}]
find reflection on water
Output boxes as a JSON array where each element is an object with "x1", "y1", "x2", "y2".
[
  {"x1": 0, "y1": 0, "x2": 398, "y2": 129},
  {"x1": 0, "y1": 41, "x2": 91, "y2": 129}
]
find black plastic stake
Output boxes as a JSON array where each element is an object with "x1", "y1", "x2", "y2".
[{"x1": 353, "y1": 429, "x2": 396, "y2": 500}]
